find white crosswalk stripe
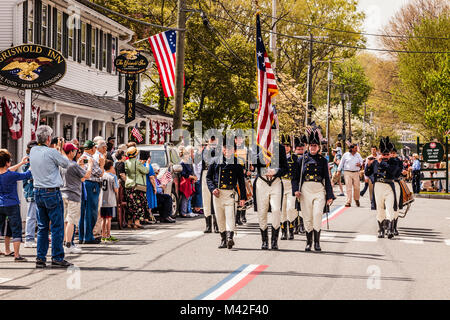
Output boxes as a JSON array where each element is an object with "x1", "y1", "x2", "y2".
[
  {"x1": 354, "y1": 234, "x2": 378, "y2": 242},
  {"x1": 0, "y1": 278, "x2": 12, "y2": 284},
  {"x1": 445, "y1": 240, "x2": 450, "y2": 246},
  {"x1": 174, "y1": 231, "x2": 204, "y2": 238},
  {"x1": 399, "y1": 237, "x2": 424, "y2": 244}
]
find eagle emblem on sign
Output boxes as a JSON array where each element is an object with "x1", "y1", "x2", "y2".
[{"x1": 1, "y1": 57, "x2": 53, "y2": 81}]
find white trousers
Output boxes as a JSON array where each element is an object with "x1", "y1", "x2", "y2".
[
  {"x1": 374, "y1": 182, "x2": 396, "y2": 222},
  {"x1": 281, "y1": 179, "x2": 298, "y2": 223},
  {"x1": 255, "y1": 178, "x2": 282, "y2": 231},
  {"x1": 300, "y1": 181, "x2": 325, "y2": 232},
  {"x1": 201, "y1": 171, "x2": 212, "y2": 217},
  {"x1": 393, "y1": 182, "x2": 400, "y2": 219},
  {"x1": 212, "y1": 189, "x2": 236, "y2": 233}
]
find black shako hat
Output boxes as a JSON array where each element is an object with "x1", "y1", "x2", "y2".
[
  {"x1": 281, "y1": 134, "x2": 291, "y2": 146},
  {"x1": 307, "y1": 129, "x2": 321, "y2": 145},
  {"x1": 222, "y1": 137, "x2": 236, "y2": 150},
  {"x1": 379, "y1": 136, "x2": 394, "y2": 154}
]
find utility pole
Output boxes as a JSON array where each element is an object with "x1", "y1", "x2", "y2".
[
  {"x1": 294, "y1": 34, "x2": 327, "y2": 127},
  {"x1": 340, "y1": 89, "x2": 347, "y2": 153},
  {"x1": 326, "y1": 60, "x2": 332, "y2": 156},
  {"x1": 362, "y1": 103, "x2": 366, "y2": 139},
  {"x1": 305, "y1": 32, "x2": 313, "y2": 126},
  {"x1": 173, "y1": 0, "x2": 187, "y2": 132},
  {"x1": 347, "y1": 100, "x2": 352, "y2": 141}
]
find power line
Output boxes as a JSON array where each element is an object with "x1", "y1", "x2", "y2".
[
  {"x1": 77, "y1": 0, "x2": 185, "y2": 31},
  {"x1": 207, "y1": 14, "x2": 450, "y2": 54},
  {"x1": 233, "y1": 6, "x2": 449, "y2": 40}
]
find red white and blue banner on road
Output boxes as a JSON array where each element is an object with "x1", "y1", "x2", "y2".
[{"x1": 195, "y1": 264, "x2": 268, "y2": 300}]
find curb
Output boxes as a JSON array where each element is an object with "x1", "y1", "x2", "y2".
[{"x1": 415, "y1": 194, "x2": 450, "y2": 200}]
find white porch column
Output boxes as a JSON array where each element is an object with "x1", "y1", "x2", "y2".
[
  {"x1": 22, "y1": 89, "x2": 32, "y2": 157},
  {"x1": 145, "y1": 119, "x2": 150, "y2": 145},
  {"x1": 72, "y1": 116, "x2": 78, "y2": 141},
  {"x1": 55, "y1": 112, "x2": 61, "y2": 137},
  {"x1": 88, "y1": 119, "x2": 93, "y2": 141},
  {"x1": 114, "y1": 123, "x2": 118, "y2": 148},
  {"x1": 124, "y1": 125, "x2": 129, "y2": 144},
  {"x1": 102, "y1": 121, "x2": 107, "y2": 139}
]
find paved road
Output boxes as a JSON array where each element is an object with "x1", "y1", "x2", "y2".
[{"x1": 1, "y1": 191, "x2": 450, "y2": 300}]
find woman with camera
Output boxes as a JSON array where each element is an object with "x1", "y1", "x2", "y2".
[{"x1": 124, "y1": 147, "x2": 150, "y2": 229}]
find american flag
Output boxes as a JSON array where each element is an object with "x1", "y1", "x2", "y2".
[
  {"x1": 148, "y1": 30, "x2": 179, "y2": 97},
  {"x1": 131, "y1": 124, "x2": 143, "y2": 143},
  {"x1": 160, "y1": 169, "x2": 172, "y2": 185},
  {"x1": 256, "y1": 13, "x2": 278, "y2": 162}
]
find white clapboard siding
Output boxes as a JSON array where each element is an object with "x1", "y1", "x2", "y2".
[
  {"x1": 0, "y1": 0, "x2": 15, "y2": 51},
  {"x1": 57, "y1": 59, "x2": 120, "y2": 96}
]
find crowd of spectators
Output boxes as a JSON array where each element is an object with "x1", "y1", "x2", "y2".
[{"x1": 0, "y1": 125, "x2": 179, "y2": 268}]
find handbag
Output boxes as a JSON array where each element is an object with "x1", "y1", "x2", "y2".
[{"x1": 134, "y1": 161, "x2": 147, "y2": 192}]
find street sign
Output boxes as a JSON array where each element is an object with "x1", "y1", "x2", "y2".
[
  {"x1": 0, "y1": 44, "x2": 66, "y2": 89},
  {"x1": 422, "y1": 142, "x2": 444, "y2": 163},
  {"x1": 114, "y1": 50, "x2": 148, "y2": 75}
]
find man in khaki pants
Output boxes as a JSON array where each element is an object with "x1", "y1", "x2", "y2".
[{"x1": 336, "y1": 144, "x2": 364, "y2": 207}]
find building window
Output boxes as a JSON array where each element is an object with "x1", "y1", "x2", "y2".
[
  {"x1": 27, "y1": 0, "x2": 34, "y2": 43},
  {"x1": 102, "y1": 32, "x2": 107, "y2": 69},
  {"x1": 41, "y1": 5, "x2": 47, "y2": 46},
  {"x1": 81, "y1": 22, "x2": 86, "y2": 62},
  {"x1": 57, "y1": 11, "x2": 62, "y2": 51},
  {"x1": 68, "y1": 24, "x2": 74, "y2": 59},
  {"x1": 91, "y1": 27, "x2": 96, "y2": 66}
]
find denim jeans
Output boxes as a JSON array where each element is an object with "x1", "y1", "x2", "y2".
[
  {"x1": 34, "y1": 189, "x2": 64, "y2": 262},
  {"x1": 191, "y1": 181, "x2": 202, "y2": 208},
  {"x1": 25, "y1": 200, "x2": 37, "y2": 242},
  {"x1": 79, "y1": 181, "x2": 100, "y2": 242},
  {"x1": 0, "y1": 205, "x2": 22, "y2": 242},
  {"x1": 180, "y1": 193, "x2": 190, "y2": 215}
]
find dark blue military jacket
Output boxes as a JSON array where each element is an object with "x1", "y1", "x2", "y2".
[{"x1": 291, "y1": 151, "x2": 335, "y2": 201}]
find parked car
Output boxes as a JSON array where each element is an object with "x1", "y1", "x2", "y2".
[{"x1": 136, "y1": 144, "x2": 183, "y2": 216}]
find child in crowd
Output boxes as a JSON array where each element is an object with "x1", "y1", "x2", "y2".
[{"x1": 101, "y1": 160, "x2": 119, "y2": 242}]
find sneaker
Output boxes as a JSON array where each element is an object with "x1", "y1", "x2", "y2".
[
  {"x1": 64, "y1": 245, "x2": 82, "y2": 254},
  {"x1": 108, "y1": 236, "x2": 119, "y2": 242},
  {"x1": 51, "y1": 259, "x2": 73, "y2": 268},
  {"x1": 101, "y1": 237, "x2": 108, "y2": 243},
  {"x1": 36, "y1": 258, "x2": 46, "y2": 268},
  {"x1": 24, "y1": 241, "x2": 37, "y2": 248},
  {"x1": 338, "y1": 193, "x2": 345, "y2": 196}
]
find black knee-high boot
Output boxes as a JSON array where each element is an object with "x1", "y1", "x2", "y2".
[
  {"x1": 280, "y1": 221, "x2": 288, "y2": 240},
  {"x1": 241, "y1": 210, "x2": 247, "y2": 223},
  {"x1": 204, "y1": 216, "x2": 212, "y2": 233},
  {"x1": 212, "y1": 214, "x2": 219, "y2": 233},
  {"x1": 260, "y1": 228, "x2": 269, "y2": 250},
  {"x1": 271, "y1": 226, "x2": 280, "y2": 250},
  {"x1": 393, "y1": 218, "x2": 399, "y2": 236},
  {"x1": 235, "y1": 210, "x2": 242, "y2": 225},
  {"x1": 305, "y1": 231, "x2": 313, "y2": 251},
  {"x1": 377, "y1": 221, "x2": 385, "y2": 238},
  {"x1": 288, "y1": 221, "x2": 295, "y2": 240},
  {"x1": 313, "y1": 230, "x2": 321, "y2": 251}
]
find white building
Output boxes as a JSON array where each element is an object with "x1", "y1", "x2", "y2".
[{"x1": 0, "y1": 0, "x2": 174, "y2": 162}]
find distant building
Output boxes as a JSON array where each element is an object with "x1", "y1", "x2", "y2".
[{"x1": 0, "y1": 0, "x2": 174, "y2": 162}]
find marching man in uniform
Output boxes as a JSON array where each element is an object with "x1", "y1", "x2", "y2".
[
  {"x1": 234, "y1": 130, "x2": 249, "y2": 225},
  {"x1": 206, "y1": 138, "x2": 247, "y2": 249},
  {"x1": 280, "y1": 135, "x2": 299, "y2": 240},
  {"x1": 251, "y1": 139, "x2": 288, "y2": 250},
  {"x1": 390, "y1": 148, "x2": 404, "y2": 236},
  {"x1": 202, "y1": 136, "x2": 219, "y2": 233},
  {"x1": 292, "y1": 128, "x2": 335, "y2": 252},
  {"x1": 293, "y1": 136, "x2": 306, "y2": 234},
  {"x1": 365, "y1": 137, "x2": 398, "y2": 239}
]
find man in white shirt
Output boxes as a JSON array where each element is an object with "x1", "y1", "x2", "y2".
[{"x1": 336, "y1": 144, "x2": 364, "y2": 207}]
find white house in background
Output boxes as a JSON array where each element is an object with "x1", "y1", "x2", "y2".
[{"x1": 0, "y1": 0, "x2": 174, "y2": 163}]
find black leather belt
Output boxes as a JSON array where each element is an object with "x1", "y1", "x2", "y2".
[
  {"x1": 377, "y1": 178, "x2": 394, "y2": 183},
  {"x1": 35, "y1": 187, "x2": 60, "y2": 192}
]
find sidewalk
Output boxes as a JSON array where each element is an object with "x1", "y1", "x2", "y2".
[{"x1": 415, "y1": 192, "x2": 450, "y2": 200}]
